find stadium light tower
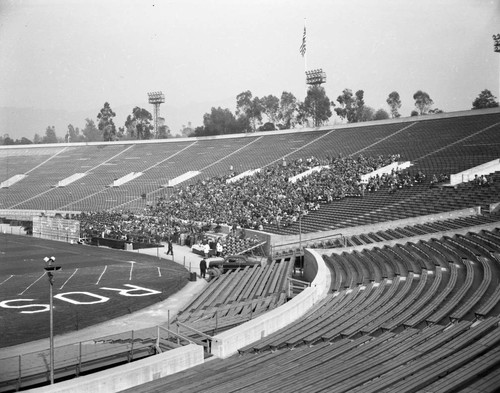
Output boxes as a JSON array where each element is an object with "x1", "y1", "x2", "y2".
[
  {"x1": 44, "y1": 256, "x2": 61, "y2": 385},
  {"x1": 494, "y1": 34, "x2": 500, "y2": 99},
  {"x1": 306, "y1": 69, "x2": 327, "y2": 87},
  {"x1": 147, "y1": 91, "x2": 165, "y2": 138}
]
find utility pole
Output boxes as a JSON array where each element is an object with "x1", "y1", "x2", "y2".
[{"x1": 44, "y1": 256, "x2": 61, "y2": 385}]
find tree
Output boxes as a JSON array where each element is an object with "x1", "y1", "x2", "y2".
[
  {"x1": 97, "y1": 102, "x2": 117, "y2": 141},
  {"x1": 334, "y1": 88, "x2": 365, "y2": 123},
  {"x1": 33, "y1": 133, "x2": 42, "y2": 144},
  {"x1": 195, "y1": 107, "x2": 245, "y2": 136},
  {"x1": 42, "y1": 126, "x2": 58, "y2": 144},
  {"x1": 299, "y1": 85, "x2": 332, "y2": 127},
  {"x1": 236, "y1": 91, "x2": 262, "y2": 132},
  {"x1": 192, "y1": 126, "x2": 205, "y2": 137},
  {"x1": 258, "y1": 122, "x2": 276, "y2": 131},
  {"x1": 373, "y1": 108, "x2": 390, "y2": 120},
  {"x1": 82, "y1": 118, "x2": 101, "y2": 141},
  {"x1": 386, "y1": 91, "x2": 402, "y2": 118},
  {"x1": 2, "y1": 134, "x2": 15, "y2": 145},
  {"x1": 359, "y1": 106, "x2": 375, "y2": 122},
  {"x1": 157, "y1": 124, "x2": 172, "y2": 139},
  {"x1": 67, "y1": 124, "x2": 84, "y2": 143},
  {"x1": 472, "y1": 89, "x2": 499, "y2": 109},
  {"x1": 278, "y1": 91, "x2": 298, "y2": 129},
  {"x1": 19, "y1": 137, "x2": 33, "y2": 145},
  {"x1": 413, "y1": 90, "x2": 434, "y2": 115},
  {"x1": 124, "y1": 107, "x2": 154, "y2": 139},
  {"x1": 180, "y1": 122, "x2": 194, "y2": 137},
  {"x1": 260, "y1": 94, "x2": 280, "y2": 125},
  {"x1": 354, "y1": 90, "x2": 365, "y2": 122},
  {"x1": 1, "y1": 135, "x2": 33, "y2": 145},
  {"x1": 428, "y1": 108, "x2": 444, "y2": 114}
]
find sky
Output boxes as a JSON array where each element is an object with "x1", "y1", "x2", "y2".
[{"x1": 0, "y1": 0, "x2": 499, "y2": 139}]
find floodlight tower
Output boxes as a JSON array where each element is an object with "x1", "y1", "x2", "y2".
[
  {"x1": 305, "y1": 69, "x2": 327, "y2": 88},
  {"x1": 148, "y1": 91, "x2": 165, "y2": 138},
  {"x1": 494, "y1": 34, "x2": 500, "y2": 100}
]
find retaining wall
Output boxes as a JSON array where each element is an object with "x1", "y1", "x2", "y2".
[
  {"x1": 210, "y1": 248, "x2": 331, "y2": 358},
  {"x1": 27, "y1": 344, "x2": 204, "y2": 393}
]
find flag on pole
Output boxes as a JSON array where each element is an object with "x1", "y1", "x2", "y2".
[{"x1": 299, "y1": 25, "x2": 306, "y2": 56}]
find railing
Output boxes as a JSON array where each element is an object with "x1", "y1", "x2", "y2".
[
  {"x1": 171, "y1": 323, "x2": 214, "y2": 353},
  {"x1": 287, "y1": 277, "x2": 311, "y2": 298},
  {"x1": 32, "y1": 230, "x2": 80, "y2": 244},
  {"x1": 272, "y1": 233, "x2": 346, "y2": 257},
  {"x1": 0, "y1": 325, "x2": 193, "y2": 392}
]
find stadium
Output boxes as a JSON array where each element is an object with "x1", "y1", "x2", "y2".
[{"x1": 0, "y1": 107, "x2": 500, "y2": 392}]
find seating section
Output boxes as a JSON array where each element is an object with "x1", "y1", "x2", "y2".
[
  {"x1": 172, "y1": 257, "x2": 294, "y2": 338},
  {"x1": 126, "y1": 319, "x2": 500, "y2": 393},
  {"x1": 123, "y1": 227, "x2": 500, "y2": 393},
  {"x1": 272, "y1": 171, "x2": 500, "y2": 235},
  {"x1": 0, "y1": 111, "x2": 499, "y2": 236},
  {"x1": 325, "y1": 211, "x2": 500, "y2": 248}
]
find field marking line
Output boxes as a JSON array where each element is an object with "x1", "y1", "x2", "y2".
[
  {"x1": 59, "y1": 268, "x2": 78, "y2": 290},
  {"x1": 128, "y1": 261, "x2": 135, "y2": 281},
  {"x1": 157, "y1": 267, "x2": 161, "y2": 277},
  {"x1": 0, "y1": 275, "x2": 14, "y2": 286},
  {"x1": 19, "y1": 273, "x2": 46, "y2": 295},
  {"x1": 96, "y1": 265, "x2": 107, "y2": 285}
]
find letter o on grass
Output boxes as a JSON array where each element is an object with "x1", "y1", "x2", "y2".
[{"x1": 54, "y1": 292, "x2": 110, "y2": 305}]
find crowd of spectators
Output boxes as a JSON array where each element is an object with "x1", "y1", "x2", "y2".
[
  {"x1": 79, "y1": 210, "x2": 173, "y2": 244},
  {"x1": 429, "y1": 173, "x2": 450, "y2": 187},
  {"x1": 472, "y1": 174, "x2": 493, "y2": 188},
  {"x1": 364, "y1": 168, "x2": 426, "y2": 194},
  {"x1": 79, "y1": 153, "x2": 429, "y2": 242},
  {"x1": 153, "y1": 153, "x2": 418, "y2": 229}
]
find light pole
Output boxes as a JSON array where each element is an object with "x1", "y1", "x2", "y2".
[
  {"x1": 147, "y1": 91, "x2": 165, "y2": 138},
  {"x1": 44, "y1": 256, "x2": 61, "y2": 385},
  {"x1": 494, "y1": 34, "x2": 500, "y2": 99},
  {"x1": 297, "y1": 206, "x2": 303, "y2": 272},
  {"x1": 298, "y1": 209, "x2": 302, "y2": 253}
]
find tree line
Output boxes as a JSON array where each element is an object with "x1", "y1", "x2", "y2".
[
  {"x1": 190, "y1": 87, "x2": 498, "y2": 137},
  {"x1": 0, "y1": 88, "x2": 498, "y2": 145},
  {"x1": 0, "y1": 103, "x2": 171, "y2": 145}
]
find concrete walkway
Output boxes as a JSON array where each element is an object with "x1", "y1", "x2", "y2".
[{"x1": 0, "y1": 242, "x2": 208, "y2": 359}]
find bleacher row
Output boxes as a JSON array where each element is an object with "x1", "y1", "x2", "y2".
[
  {"x1": 125, "y1": 226, "x2": 500, "y2": 393},
  {"x1": 173, "y1": 257, "x2": 294, "y2": 338},
  {"x1": 271, "y1": 171, "x2": 500, "y2": 236},
  {"x1": 131, "y1": 319, "x2": 500, "y2": 393}
]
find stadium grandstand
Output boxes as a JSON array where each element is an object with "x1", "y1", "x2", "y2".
[{"x1": 1, "y1": 107, "x2": 500, "y2": 392}]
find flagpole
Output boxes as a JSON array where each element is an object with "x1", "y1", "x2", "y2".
[
  {"x1": 304, "y1": 18, "x2": 307, "y2": 73},
  {"x1": 303, "y1": 18, "x2": 307, "y2": 97}
]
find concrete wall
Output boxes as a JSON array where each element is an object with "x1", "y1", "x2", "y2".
[
  {"x1": 210, "y1": 248, "x2": 331, "y2": 358},
  {"x1": 27, "y1": 344, "x2": 204, "y2": 393},
  {"x1": 0, "y1": 209, "x2": 81, "y2": 220},
  {"x1": 302, "y1": 250, "x2": 319, "y2": 283},
  {"x1": 0, "y1": 224, "x2": 25, "y2": 235},
  {"x1": 269, "y1": 207, "x2": 482, "y2": 254},
  {"x1": 450, "y1": 159, "x2": 500, "y2": 186}
]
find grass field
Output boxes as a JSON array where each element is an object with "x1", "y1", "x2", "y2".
[{"x1": 0, "y1": 234, "x2": 189, "y2": 348}]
